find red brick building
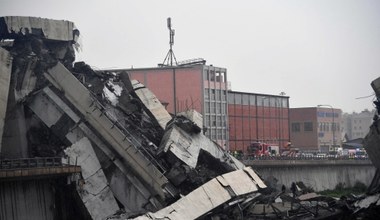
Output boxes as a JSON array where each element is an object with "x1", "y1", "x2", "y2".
[
  {"x1": 105, "y1": 63, "x2": 290, "y2": 151},
  {"x1": 228, "y1": 91, "x2": 290, "y2": 153},
  {"x1": 289, "y1": 107, "x2": 342, "y2": 152}
]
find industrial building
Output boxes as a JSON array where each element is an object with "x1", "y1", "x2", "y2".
[
  {"x1": 289, "y1": 107, "x2": 342, "y2": 152},
  {"x1": 105, "y1": 63, "x2": 291, "y2": 152},
  {"x1": 228, "y1": 91, "x2": 289, "y2": 153}
]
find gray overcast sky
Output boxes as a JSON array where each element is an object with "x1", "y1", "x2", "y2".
[{"x1": 1, "y1": 0, "x2": 379, "y2": 113}]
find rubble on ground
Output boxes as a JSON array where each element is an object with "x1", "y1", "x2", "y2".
[{"x1": 1, "y1": 16, "x2": 380, "y2": 219}]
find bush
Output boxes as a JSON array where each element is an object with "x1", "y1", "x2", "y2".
[
  {"x1": 335, "y1": 182, "x2": 345, "y2": 191},
  {"x1": 353, "y1": 181, "x2": 367, "y2": 193},
  {"x1": 319, "y1": 181, "x2": 367, "y2": 197}
]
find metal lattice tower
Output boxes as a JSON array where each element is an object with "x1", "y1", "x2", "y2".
[{"x1": 161, "y1": 17, "x2": 178, "y2": 66}]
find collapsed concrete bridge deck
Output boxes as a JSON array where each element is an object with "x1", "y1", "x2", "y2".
[
  {"x1": 0, "y1": 16, "x2": 266, "y2": 220},
  {"x1": 1, "y1": 16, "x2": 380, "y2": 220}
]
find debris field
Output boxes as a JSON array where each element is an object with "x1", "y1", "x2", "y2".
[{"x1": 1, "y1": 16, "x2": 380, "y2": 220}]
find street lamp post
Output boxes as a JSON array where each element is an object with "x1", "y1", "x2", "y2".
[{"x1": 317, "y1": 104, "x2": 335, "y2": 152}]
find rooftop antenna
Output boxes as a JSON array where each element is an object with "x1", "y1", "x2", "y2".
[{"x1": 160, "y1": 17, "x2": 178, "y2": 66}]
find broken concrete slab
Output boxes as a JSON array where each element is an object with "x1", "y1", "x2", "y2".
[
  {"x1": 177, "y1": 109, "x2": 203, "y2": 132},
  {"x1": 354, "y1": 193, "x2": 380, "y2": 209},
  {"x1": 0, "y1": 16, "x2": 77, "y2": 42},
  {"x1": 130, "y1": 80, "x2": 172, "y2": 130},
  {"x1": 27, "y1": 90, "x2": 65, "y2": 128},
  {"x1": 160, "y1": 124, "x2": 244, "y2": 169},
  {"x1": 132, "y1": 167, "x2": 265, "y2": 220}
]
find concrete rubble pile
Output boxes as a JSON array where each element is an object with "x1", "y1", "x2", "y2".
[
  {"x1": 0, "y1": 16, "x2": 266, "y2": 220},
  {"x1": 1, "y1": 16, "x2": 380, "y2": 220}
]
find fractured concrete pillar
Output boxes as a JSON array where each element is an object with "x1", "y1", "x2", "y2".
[
  {"x1": 65, "y1": 137, "x2": 119, "y2": 220},
  {"x1": 0, "y1": 47, "x2": 12, "y2": 153}
]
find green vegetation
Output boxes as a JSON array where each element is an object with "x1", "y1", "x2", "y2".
[{"x1": 318, "y1": 181, "x2": 367, "y2": 197}]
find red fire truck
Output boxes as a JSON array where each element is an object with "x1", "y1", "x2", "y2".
[{"x1": 246, "y1": 142, "x2": 280, "y2": 158}]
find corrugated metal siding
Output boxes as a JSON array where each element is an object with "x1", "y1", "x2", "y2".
[{"x1": 0, "y1": 180, "x2": 54, "y2": 220}]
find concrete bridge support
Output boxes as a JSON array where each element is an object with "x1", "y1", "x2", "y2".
[
  {"x1": 245, "y1": 160, "x2": 376, "y2": 192},
  {"x1": 0, "y1": 180, "x2": 54, "y2": 220}
]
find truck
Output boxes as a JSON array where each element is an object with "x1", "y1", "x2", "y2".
[{"x1": 246, "y1": 142, "x2": 280, "y2": 158}]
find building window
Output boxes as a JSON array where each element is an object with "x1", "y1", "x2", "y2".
[
  {"x1": 249, "y1": 95, "x2": 256, "y2": 106},
  {"x1": 216, "y1": 103, "x2": 221, "y2": 114},
  {"x1": 216, "y1": 90, "x2": 221, "y2": 101},
  {"x1": 204, "y1": 89, "x2": 209, "y2": 100},
  {"x1": 269, "y1": 97, "x2": 276, "y2": 107},
  {"x1": 205, "y1": 117, "x2": 210, "y2": 127},
  {"x1": 211, "y1": 89, "x2": 215, "y2": 100},
  {"x1": 304, "y1": 122, "x2": 313, "y2": 132},
  {"x1": 235, "y1": 94, "x2": 242, "y2": 105},
  {"x1": 221, "y1": 103, "x2": 226, "y2": 114},
  {"x1": 291, "y1": 123, "x2": 300, "y2": 132},
  {"x1": 242, "y1": 94, "x2": 249, "y2": 105},
  {"x1": 281, "y1": 98, "x2": 288, "y2": 108},
  {"x1": 205, "y1": 102, "x2": 210, "y2": 113},
  {"x1": 210, "y1": 70, "x2": 215, "y2": 81},
  {"x1": 263, "y1": 97, "x2": 269, "y2": 107},
  {"x1": 217, "y1": 116, "x2": 222, "y2": 126},
  {"x1": 210, "y1": 102, "x2": 216, "y2": 114},
  {"x1": 228, "y1": 93, "x2": 234, "y2": 104},
  {"x1": 222, "y1": 91, "x2": 226, "y2": 101}
]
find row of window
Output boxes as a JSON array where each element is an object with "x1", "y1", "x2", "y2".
[
  {"x1": 228, "y1": 93, "x2": 288, "y2": 108},
  {"x1": 204, "y1": 101, "x2": 227, "y2": 114},
  {"x1": 353, "y1": 132, "x2": 365, "y2": 137},
  {"x1": 291, "y1": 122, "x2": 313, "y2": 132},
  {"x1": 204, "y1": 115, "x2": 227, "y2": 127},
  {"x1": 319, "y1": 122, "x2": 339, "y2": 132},
  {"x1": 291, "y1": 122, "x2": 340, "y2": 132},
  {"x1": 204, "y1": 69, "x2": 226, "y2": 82},
  {"x1": 204, "y1": 89, "x2": 227, "y2": 101}
]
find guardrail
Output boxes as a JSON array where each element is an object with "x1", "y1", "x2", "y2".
[
  {"x1": 0, "y1": 157, "x2": 63, "y2": 170},
  {"x1": 234, "y1": 155, "x2": 370, "y2": 161},
  {"x1": 0, "y1": 157, "x2": 81, "y2": 180}
]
